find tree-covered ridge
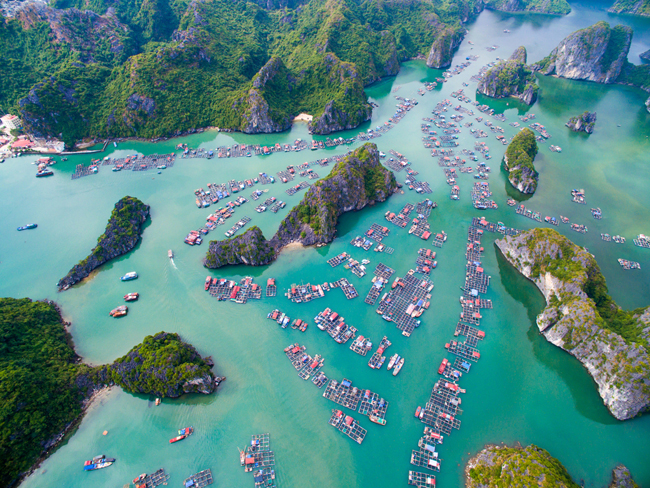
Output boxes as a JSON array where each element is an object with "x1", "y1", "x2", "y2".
[
  {"x1": 0, "y1": 298, "x2": 83, "y2": 487},
  {"x1": 503, "y1": 128, "x2": 539, "y2": 193},
  {"x1": 57, "y1": 196, "x2": 150, "y2": 290},
  {"x1": 3, "y1": 0, "x2": 484, "y2": 146},
  {"x1": 477, "y1": 46, "x2": 538, "y2": 105},
  {"x1": 466, "y1": 444, "x2": 580, "y2": 488},
  {"x1": 484, "y1": 0, "x2": 571, "y2": 15},
  {"x1": 204, "y1": 226, "x2": 276, "y2": 268},
  {"x1": 608, "y1": 0, "x2": 650, "y2": 17},
  {"x1": 0, "y1": 299, "x2": 216, "y2": 486}
]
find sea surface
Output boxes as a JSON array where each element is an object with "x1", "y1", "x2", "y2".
[{"x1": 3, "y1": 2, "x2": 650, "y2": 487}]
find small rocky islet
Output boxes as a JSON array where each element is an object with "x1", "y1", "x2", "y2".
[
  {"x1": 502, "y1": 128, "x2": 539, "y2": 194},
  {"x1": 203, "y1": 142, "x2": 398, "y2": 269},
  {"x1": 566, "y1": 111, "x2": 597, "y2": 134},
  {"x1": 57, "y1": 196, "x2": 150, "y2": 291},
  {"x1": 496, "y1": 228, "x2": 650, "y2": 421}
]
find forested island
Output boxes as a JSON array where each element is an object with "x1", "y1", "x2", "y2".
[
  {"x1": 466, "y1": 444, "x2": 639, "y2": 488},
  {"x1": 204, "y1": 142, "x2": 398, "y2": 268},
  {"x1": 495, "y1": 228, "x2": 650, "y2": 420},
  {"x1": 484, "y1": 0, "x2": 571, "y2": 15},
  {"x1": 57, "y1": 196, "x2": 150, "y2": 291},
  {"x1": 0, "y1": 298, "x2": 216, "y2": 486},
  {"x1": 608, "y1": 0, "x2": 650, "y2": 17},
  {"x1": 477, "y1": 46, "x2": 538, "y2": 105},
  {"x1": 503, "y1": 128, "x2": 539, "y2": 194}
]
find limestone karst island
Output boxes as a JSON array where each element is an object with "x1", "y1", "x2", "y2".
[{"x1": 1, "y1": 0, "x2": 649, "y2": 487}]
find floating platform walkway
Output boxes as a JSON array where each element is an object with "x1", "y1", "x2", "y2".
[
  {"x1": 408, "y1": 471, "x2": 436, "y2": 487},
  {"x1": 328, "y1": 409, "x2": 367, "y2": 444},
  {"x1": 136, "y1": 468, "x2": 170, "y2": 488},
  {"x1": 376, "y1": 272, "x2": 433, "y2": 337},
  {"x1": 207, "y1": 276, "x2": 262, "y2": 303},
  {"x1": 331, "y1": 278, "x2": 359, "y2": 300},
  {"x1": 349, "y1": 336, "x2": 373, "y2": 356},
  {"x1": 184, "y1": 469, "x2": 213, "y2": 487},
  {"x1": 314, "y1": 308, "x2": 358, "y2": 344},
  {"x1": 367, "y1": 336, "x2": 391, "y2": 369},
  {"x1": 323, "y1": 378, "x2": 362, "y2": 410}
]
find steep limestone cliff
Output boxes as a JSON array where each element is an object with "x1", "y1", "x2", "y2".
[
  {"x1": 495, "y1": 228, "x2": 650, "y2": 420},
  {"x1": 640, "y1": 49, "x2": 650, "y2": 62},
  {"x1": 532, "y1": 22, "x2": 633, "y2": 83},
  {"x1": 309, "y1": 99, "x2": 372, "y2": 135},
  {"x1": 271, "y1": 143, "x2": 398, "y2": 249},
  {"x1": 484, "y1": 0, "x2": 571, "y2": 14},
  {"x1": 203, "y1": 143, "x2": 398, "y2": 268},
  {"x1": 608, "y1": 0, "x2": 650, "y2": 17},
  {"x1": 503, "y1": 128, "x2": 539, "y2": 194},
  {"x1": 477, "y1": 46, "x2": 539, "y2": 105},
  {"x1": 426, "y1": 27, "x2": 465, "y2": 69},
  {"x1": 57, "y1": 196, "x2": 150, "y2": 290},
  {"x1": 610, "y1": 464, "x2": 641, "y2": 488},
  {"x1": 203, "y1": 226, "x2": 275, "y2": 269},
  {"x1": 566, "y1": 111, "x2": 597, "y2": 133}
]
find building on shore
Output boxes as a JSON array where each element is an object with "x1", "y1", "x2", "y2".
[{"x1": 1, "y1": 114, "x2": 22, "y2": 130}]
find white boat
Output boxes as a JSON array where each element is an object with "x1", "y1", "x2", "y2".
[
  {"x1": 387, "y1": 354, "x2": 399, "y2": 370},
  {"x1": 392, "y1": 358, "x2": 404, "y2": 376},
  {"x1": 168, "y1": 249, "x2": 174, "y2": 259}
]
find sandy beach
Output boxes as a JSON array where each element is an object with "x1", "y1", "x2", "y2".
[{"x1": 293, "y1": 113, "x2": 313, "y2": 122}]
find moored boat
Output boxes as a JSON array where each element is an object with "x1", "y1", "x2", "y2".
[
  {"x1": 109, "y1": 305, "x2": 128, "y2": 317},
  {"x1": 392, "y1": 358, "x2": 404, "y2": 376},
  {"x1": 124, "y1": 292, "x2": 139, "y2": 302},
  {"x1": 170, "y1": 426, "x2": 194, "y2": 444},
  {"x1": 205, "y1": 276, "x2": 212, "y2": 290},
  {"x1": 369, "y1": 414, "x2": 386, "y2": 425},
  {"x1": 414, "y1": 406, "x2": 422, "y2": 418},
  {"x1": 83, "y1": 454, "x2": 115, "y2": 471},
  {"x1": 17, "y1": 223, "x2": 37, "y2": 231},
  {"x1": 121, "y1": 271, "x2": 138, "y2": 281},
  {"x1": 36, "y1": 169, "x2": 54, "y2": 177},
  {"x1": 387, "y1": 354, "x2": 399, "y2": 370}
]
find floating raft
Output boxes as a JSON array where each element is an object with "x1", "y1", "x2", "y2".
[
  {"x1": 286, "y1": 282, "x2": 328, "y2": 303},
  {"x1": 240, "y1": 433, "x2": 275, "y2": 473},
  {"x1": 327, "y1": 252, "x2": 351, "y2": 267},
  {"x1": 634, "y1": 235, "x2": 650, "y2": 249},
  {"x1": 376, "y1": 272, "x2": 433, "y2": 337},
  {"x1": 351, "y1": 235, "x2": 375, "y2": 250},
  {"x1": 367, "y1": 336, "x2": 391, "y2": 369},
  {"x1": 357, "y1": 389, "x2": 389, "y2": 421},
  {"x1": 408, "y1": 471, "x2": 436, "y2": 487},
  {"x1": 411, "y1": 449, "x2": 440, "y2": 472},
  {"x1": 184, "y1": 469, "x2": 213, "y2": 487},
  {"x1": 314, "y1": 308, "x2": 357, "y2": 344},
  {"x1": 366, "y1": 223, "x2": 391, "y2": 242},
  {"x1": 284, "y1": 343, "x2": 325, "y2": 381},
  {"x1": 331, "y1": 278, "x2": 359, "y2": 300},
  {"x1": 386, "y1": 203, "x2": 414, "y2": 228},
  {"x1": 328, "y1": 409, "x2": 367, "y2": 444},
  {"x1": 415, "y1": 199, "x2": 437, "y2": 217},
  {"x1": 453, "y1": 322, "x2": 485, "y2": 347},
  {"x1": 266, "y1": 278, "x2": 277, "y2": 297},
  {"x1": 349, "y1": 336, "x2": 373, "y2": 356},
  {"x1": 207, "y1": 276, "x2": 262, "y2": 303},
  {"x1": 286, "y1": 181, "x2": 310, "y2": 196},
  {"x1": 445, "y1": 340, "x2": 480, "y2": 362},
  {"x1": 137, "y1": 468, "x2": 169, "y2": 488},
  {"x1": 323, "y1": 378, "x2": 362, "y2": 410}
]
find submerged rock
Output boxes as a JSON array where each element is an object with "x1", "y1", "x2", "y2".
[
  {"x1": 566, "y1": 111, "x2": 597, "y2": 133},
  {"x1": 477, "y1": 46, "x2": 538, "y2": 105},
  {"x1": 57, "y1": 196, "x2": 150, "y2": 291},
  {"x1": 532, "y1": 21, "x2": 633, "y2": 83},
  {"x1": 503, "y1": 128, "x2": 539, "y2": 194},
  {"x1": 495, "y1": 228, "x2": 650, "y2": 420},
  {"x1": 426, "y1": 27, "x2": 465, "y2": 69}
]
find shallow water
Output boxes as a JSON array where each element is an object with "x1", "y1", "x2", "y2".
[{"x1": 4, "y1": 2, "x2": 650, "y2": 487}]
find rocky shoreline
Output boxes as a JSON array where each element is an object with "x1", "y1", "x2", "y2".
[
  {"x1": 502, "y1": 128, "x2": 539, "y2": 194},
  {"x1": 477, "y1": 46, "x2": 538, "y2": 105},
  {"x1": 57, "y1": 196, "x2": 150, "y2": 291},
  {"x1": 566, "y1": 111, "x2": 597, "y2": 134},
  {"x1": 204, "y1": 143, "x2": 398, "y2": 269},
  {"x1": 495, "y1": 229, "x2": 650, "y2": 420}
]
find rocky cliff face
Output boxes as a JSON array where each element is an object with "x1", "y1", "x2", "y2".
[
  {"x1": 640, "y1": 49, "x2": 650, "y2": 62},
  {"x1": 466, "y1": 444, "x2": 579, "y2": 488},
  {"x1": 566, "y1": 111, "x2": 597, "y2": 133},
  {"x1": 532, "y1": 22, "x2": 633, "y2": 83},
  {"x1": 610, "y1": 464, "x2": 641, "y2": 488},
  {"x1": 309, "y1": 99, "x2": 372, "y2": 135},
  {"x1": 495, "y1": 229, "x2": 650, "y2": 420},
  {"x1": 608, "y1": 0, "x2": 650, "y2": 17},
  {"x1": 477, "y1": 46, "x2": 538, "y2": 105},
  {"x1": 203, "y1": 226, "x2": 275, "y2": 269},
  {"x1": 484, "y1": 0, "x2": 571, "y2": 14},
  {"x1": 646, "y1": 96, "x2": 650, "y2": 113},
  {"x1": 271, "y1": 143, "x2": 398, "y2": 249},
  {"x1": 57, "y1": 196, "x2": 150, "y2": 291},
  {"x1": 504, "y1": 152, "x2": 538, "y2": 193},
  {"x1": 426, "y1": 27, "x2": 465, "y2": 69},
  {"x1": 203, "y1": 143, "x2": 397, "y2": 268},
  {"x1": 90, "y1": 332, "x2": 216, "y2": 398}
]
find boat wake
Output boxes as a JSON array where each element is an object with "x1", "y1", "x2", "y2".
[{"x1": 170, "y1": 258, "x2": 177, "y2": 269}]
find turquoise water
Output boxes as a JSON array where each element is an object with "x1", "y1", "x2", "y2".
[{"x1": 3, "y1": 2, "x2": 650, "y2": 487}]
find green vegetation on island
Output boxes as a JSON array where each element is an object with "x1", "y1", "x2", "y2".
[
  {"x1": 0, "y1": 298, "x2": 216, "y2": 486},
  {"x1": 566, "y1": 111, "x2": 597, "y2": 134},
  {"x1": 484, "y1": 0, "x2": 571, "y2": 15},
  {"x1": 1, "y1": 0, "x2": 485, "y2": 146},
  {"x1": 503, "y1": 128, "x2": 539, "y2": 194},
  {"x1": 477, "y1": 46, "x2": 538, "y2": 105},
  {"x1": 466, "y1": 444, "x2": 579, "y2": 488},
  {"x1": 204, "y1": 143, "x2": 397, "y2": 268},
  {"x1": 57, "y1": 196, "x2": 150, "y2": 290},
  {"x1": 495, "y1": 228, "x2": 650, "y2": 420},
  {"x1": 608, "y1": 0, "x2": 650, "y2": 17}
]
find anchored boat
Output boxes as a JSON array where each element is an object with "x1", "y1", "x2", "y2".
[
  {"x1": 121, "y1": 271, "x2": 138, "y2": 281},
  {"x1": 17, "y1": 223, "x2": 37, "y2": 231},
  {"x1": 170, "y1": 426, "x2": 194, "y2": 444}
]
